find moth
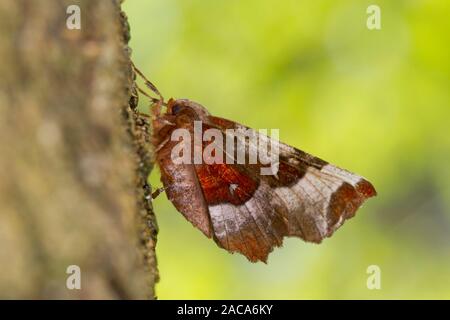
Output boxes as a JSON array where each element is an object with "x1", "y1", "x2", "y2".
[{"x1": 133, "y1": 64, "x2": 376, "y2": 263}]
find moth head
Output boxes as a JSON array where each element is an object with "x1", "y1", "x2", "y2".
[
  {"x1": 152, "y1": 98, "x2": 211, "y2": 145},
  {"x1": 167, "y1": 98, "x2": 210, "y2": 123}
]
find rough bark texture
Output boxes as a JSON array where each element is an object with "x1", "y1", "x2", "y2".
[{"x1": 0, "y1": 0, "x2": 158, "y2": 299}]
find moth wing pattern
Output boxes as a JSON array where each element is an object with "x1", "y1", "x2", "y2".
[
  {"x1": 153, "y1": 99, "x2": 376, "y2": 263},
  {"x1": 156, "y1": 123, "x2": 213, "y2": 238},
  {"x1": 194, "y1": 162, "x2": 289, "y2": 262},
  {"x1": 202, "y1": 116, "x2": 376, "y2": 262}
]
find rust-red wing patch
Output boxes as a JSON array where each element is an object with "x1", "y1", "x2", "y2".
[{"x1": 195, "y1": 164, "x2": 259, "y2": 206}]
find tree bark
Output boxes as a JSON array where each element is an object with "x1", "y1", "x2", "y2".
[{"x1": 0, "y1": 0, "x2": 158, "y2": 299}]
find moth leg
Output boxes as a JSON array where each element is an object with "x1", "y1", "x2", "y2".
[
  {"x1": 152, "y1": 186, "x2": 169, "y2": 199},
  {"x1": 136, "y1": 111, "x2": 150, "y2": 118},
  {"x1": 132, "y1": 82, "x2": 165, "y2": 120},
  {"x1": 154, "y1": 136, "x2": 170, "y2": 152}
]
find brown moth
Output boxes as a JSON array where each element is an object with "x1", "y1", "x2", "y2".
[{"x1": 133, "y1": 64, "x2": 376, "y2": 263}]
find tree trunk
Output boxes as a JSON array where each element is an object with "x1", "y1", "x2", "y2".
[{"x1": 0, "y1": 0, "x2": 158, "y2": 299}]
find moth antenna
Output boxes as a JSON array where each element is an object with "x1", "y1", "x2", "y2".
[{"x1": 131, "y1": 60, "x2": 164, "y2": 104}]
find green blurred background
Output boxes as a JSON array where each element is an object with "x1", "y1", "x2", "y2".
[{"x1": 123, "y1": 0, "x2": 450, "y2": 299}]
